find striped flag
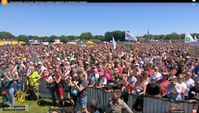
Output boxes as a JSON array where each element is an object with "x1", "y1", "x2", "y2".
[
  {"x1": 147, "y1": 29, "x2": 150, "y2": 35},
  {"x1": 112, "y1": 37, "x2": 117, "y2": 50},
  {"x1": 125, "y1": 31, "x2": 137, "y2": 41},
  {"x1": 185, "y1": 33, "x2": 195, "y2": 43}
]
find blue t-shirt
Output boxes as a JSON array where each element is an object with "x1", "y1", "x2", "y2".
[
  {"x1": 193, "y1": 67, "x2": 199, "y2": 75},
  {"x1": 78, "y1": 81, "x2": 88, "y2": 98}
]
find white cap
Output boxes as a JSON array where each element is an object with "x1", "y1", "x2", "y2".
[
  {"x1": 135, "y1": 63, "x2": 139, "y2": 66},
  {"x1": 38, "y1": 61, "x2": 42, "y2": 64}
]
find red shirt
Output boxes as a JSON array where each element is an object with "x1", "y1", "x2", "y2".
[{"x1": 160, "y1": 80, "x2": 170, "y2": 95}]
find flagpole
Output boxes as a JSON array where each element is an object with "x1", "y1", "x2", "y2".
[{"x1": 147, "y1": 28, "x2": 150, "y2": 42}]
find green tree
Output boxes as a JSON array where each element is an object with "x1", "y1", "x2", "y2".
[
  {"x1": 93, "y1": 35, "x2": 105, "y2": 41},
  {"x1": 80, "y1": 32, "x2": 93, "y2": 40},
  {"x1": 17, "y1": 35, "x2": 29, "y2": 42},
  {"x1": 104, "y1": 30, "x2": 125, "y2": 41},
  {"x1": 112, "y1": 30, "x2": 125, "y2": 41},
  {"x1": 0, "y1": 31, "x2": 15, "y2": 39},
  {"x1": 60, "y1": 35, "x2": 69, "y2": 43},
  {"x1": 104, "y1": 31, "x2": 112, "y2": 41}
]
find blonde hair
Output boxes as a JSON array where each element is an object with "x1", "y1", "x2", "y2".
[{"x1": 80, "y1": 71, "x2": 88, "y2": 81}]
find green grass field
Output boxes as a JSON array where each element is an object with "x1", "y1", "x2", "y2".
[
  {"x1": 0, "y1": 97, "x2": 51, "y2": 113},
  {"x1": 0, "y1": 95, "x2": 72, "y2": 113}
]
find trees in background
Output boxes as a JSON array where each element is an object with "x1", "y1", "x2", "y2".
[{"x1": 0, "y1": 31, "x2": 198, "y2": 43}]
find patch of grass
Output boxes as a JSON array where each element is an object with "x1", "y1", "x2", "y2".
[{"x1": 0, "y1": 96, "x2": 61, "y2": 113}]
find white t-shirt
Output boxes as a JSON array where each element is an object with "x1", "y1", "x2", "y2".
[
  {"x1": 167, "y1": 82, "x2": 187, "y2": 101},
  {"x1": 185, "y1": 78, "x2": 195, "y2": 90},
  {"x1": 127, "y1": 76, "x2": 137, "y2": 86},
  {"x1": 178, "y1": 82, "x2": 188, "y2": 98},
  {"x1": 40, "y1": 66, "x2": 47, "y2": 72},
  {"x1": 150, "y1": 72, "x2": 163, "y2": 81}
]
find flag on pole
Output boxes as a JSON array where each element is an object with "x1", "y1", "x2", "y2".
[
  {"x1": 185, "y1": 33, "x2": 195, "y2": 43},
  {"x1": 194, "y1": 35, "x2": 198, "y2": 42},
  {"x1": 125, "y1": 31, "x2": 137, "y2": 41},
  {"x1": 112, "y1": 37, "x2": 117, "y2": 50},
  {"x1": 147, "y1": 29, "x2": 150, "y2": 35}
]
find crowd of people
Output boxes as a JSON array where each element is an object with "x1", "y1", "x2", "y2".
[{"x1": 0, "y1": 42, "x2": 198, "y2": 113}]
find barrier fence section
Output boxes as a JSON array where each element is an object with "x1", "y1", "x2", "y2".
[
  {"x1": 143, "y1": 95, "x2": 199, "y2": 113},
  {"x1": 38, "y1": 81, "x2": 198, "y2": 113}
]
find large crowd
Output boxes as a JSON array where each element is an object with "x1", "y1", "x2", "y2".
[{"x1": 0, "y1": 42, "x2": 199, "y2": 113}]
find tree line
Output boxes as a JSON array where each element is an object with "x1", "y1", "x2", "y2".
[{"x1": 0, "y1": 31, "x2": 198, "y2": 43}]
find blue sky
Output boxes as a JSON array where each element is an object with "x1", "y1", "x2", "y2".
[{"x1": 0, "y1": 3, "x2": 199, "y2": 36}]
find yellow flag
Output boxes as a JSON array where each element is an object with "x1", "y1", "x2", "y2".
[{"x1": 1, "y1": 0, "x2": 7, "y2": 5}]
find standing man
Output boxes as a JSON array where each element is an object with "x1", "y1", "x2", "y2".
[{"x1": 28, "y1": 67, "x2": 41, "y2": 100}]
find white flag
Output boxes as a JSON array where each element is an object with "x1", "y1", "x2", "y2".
[
  {"x1": 125, "y1": 31, "x2": 137, "y2": 41},
  {"x1": 194, "y1": 35, "x2": 198, "y2": 42},
  {"x1": 185, "y1": 33, "x2": 195, "y2": 43},
  {"x1": 112, "y1": 37, "x2": 117, "y2": 50}
]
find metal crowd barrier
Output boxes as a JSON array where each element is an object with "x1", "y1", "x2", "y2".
[
  {"x1": 87, "y1": 87, "x2": 198, "y2": 113},
  {"x1": 87, "y1": 87, "x2": 138, "y2": 110},
  {"x1": 143, "y1": 95, "x2": 199, "y2": 113},
  {"x1": 38, "y1": 81, "x2": 198, "y2": 113}
]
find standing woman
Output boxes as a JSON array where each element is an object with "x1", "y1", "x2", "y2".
[
  {"x1": 43, "y1": 68, "x2": 56, "y2": 106},
  {"x1": 53, "y1": 65, "x2": 64, "y2": 107},
  {"x1": 4, "y1": 69, "x2": 18, "y2": 106},
  {"x1": 9, "y1": 64, "x2": 20, "y2": 94},
  {"x1": 70, "y1": 71, "x2": 88, "y2": 113}
]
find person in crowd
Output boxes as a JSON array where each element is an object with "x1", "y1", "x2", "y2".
[
  {"x1": 192, "y1": 63, "x2": 199, "y2": 81},
  {"x1": 146, "y1": 78, "x2": 162, "y2": 97},
  {"x1": 3, "y1": 69, "x2": 16, "y2": 106},
  {"x1": 133, "y1": 63, "x2": 142, "y2": 76},
  {"x1": 105, "y1": 89, "x2": 134, "y2": 113},
  {"x1": 188, "y1": 79, "x2": 199, "y2": 100},
  {"x1": 53, "y1": 65, "x2": 64, "y2": 107},
  {"x1": 16, "y1": 62, "x2": 26, "y2": 91},
  {"x1": 70, "y1": 71, "x2": 88, "y2": 113},
  {"x1": 176, "y1": 74, "x2": 187, "y2": 100},
  {"x1": 150, "y1": 66, "x2": 163, "y2": 82},
  {"x1": 167, "y1": 76, "x2": 185, "y2": 101},
  {"x1": 8, "y1": 64, "x2": 20, "y2": 94},
  {"x1": 88, "y1": 67, "x2": 99, "y2": 86},
  {"x1": 131, "y1": 72, "x2": 147, "y2": 96},
  {"x1": 69, "y1": 68, "x2": 79, "y2": 106},
  {"x1": 126, "y1": 70, "x2": 137, "y2": 94},
  {"x1": 28, "y1": 66, "x2": 41, "y2": 100},
  {"x1": 185, "y1": 72, "x2": 195, "y2": 91},
  {"x1": 95, "y1": 71, "x2": 107, "y2": 88},
  {"x1": 131, "y1": 72, "x2": 147, "y2": 112},
  {"x1": 87, "y1": 99, "x2": 100, "y2": 113},
  {"x1": 159, "y1": 72, "x2": 170, "y2": 98},
  {"x1": 43, "y1": 68, "x2": 56, "y2": 106}
]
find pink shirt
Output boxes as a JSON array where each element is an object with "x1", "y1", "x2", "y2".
[{"x1": 105, "y1": 72, "x2": 111, "y2": 81}]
